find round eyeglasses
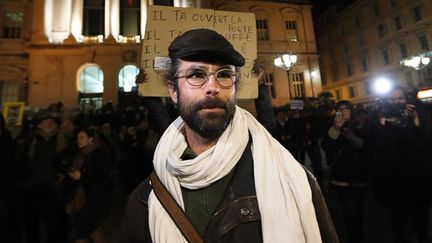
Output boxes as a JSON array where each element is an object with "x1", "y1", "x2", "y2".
[{"x1": 175, "y1": 67, "x2": 237, "y2": 88}]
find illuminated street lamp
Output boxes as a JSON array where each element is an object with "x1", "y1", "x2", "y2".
[
  {"x1": 400, "y1": 51, "x2": 432, "y2": 87},
  {"x1": 400, "y1": 51, "x2": 432, "y2": 70},
  {"x1": 274, "y1": 53, "x2": 297, "y2": 99}
]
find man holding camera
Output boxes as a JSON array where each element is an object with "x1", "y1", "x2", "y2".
[{"x1": 371, "y1": 86, "x2": 431, "y2": 243}]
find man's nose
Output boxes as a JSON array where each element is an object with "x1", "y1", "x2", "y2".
[{"x1": 205, "y1": 74, "x2": 220, "y2": 95}]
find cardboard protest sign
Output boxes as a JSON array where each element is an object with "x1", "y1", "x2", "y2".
[{"x1": 139, "y1": 5, "x2": 257, "y2": 99}]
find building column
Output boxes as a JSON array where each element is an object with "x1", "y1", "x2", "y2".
[
  {"x1": 70, "y1": 0, "x2": 83, "y2": 41},
  {"x1": 105, "y1": 0, "x2": 111, "y2": 38},
  {"x1": 51, "y1": 0, "x2": 72, "y2": 43},
  {"x1": 31, "y1": 0, "x2": 49, "y2": 43},
  {"x1": 110, "y1": 0, "x2": 120, "y2": 40}
]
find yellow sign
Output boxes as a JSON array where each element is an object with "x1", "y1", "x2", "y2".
[
  {"x1": 139, "y1": 5, "x2": 257, "y2": 99},
  {"x1": 2, "y1": 102, "x2": 25, "y2": 126}
]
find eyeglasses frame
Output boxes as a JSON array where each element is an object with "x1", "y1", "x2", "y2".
[{"x1": 174, "y1": 67, "x2": 238, "y2": 88}]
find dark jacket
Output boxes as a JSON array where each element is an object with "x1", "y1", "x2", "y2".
[
  {"x1": 80, "y1": 147, "x2": 113, "y2": 196},
  {"x1": 120, "y1": 144, "x2": 339, "y2": 243},
  {"x1": 370, "y1": 112, "x2": 432, "y2": 205},
  {"x1": 321, "y1": 121, "x2": 371, "y2": 184}
]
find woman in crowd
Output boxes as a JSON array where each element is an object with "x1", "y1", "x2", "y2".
[
  {"x1": 322, "y1": 100, "x2": 372, "y2": 243},
  {"x1": 68, "y1": 128, "x2": 113, "y2": 243}
]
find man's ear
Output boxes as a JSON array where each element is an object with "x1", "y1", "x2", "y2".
[{"x1": 167, "y1": 81, "x2": 178, "y2": 104}]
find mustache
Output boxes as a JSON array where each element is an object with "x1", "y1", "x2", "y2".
[{"x1": 195, "y1": 97, "x2": 228, "y2": 110}]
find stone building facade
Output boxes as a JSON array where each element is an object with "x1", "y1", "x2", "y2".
[
  {"x1": 0, "y1": 0, "x2": 320, "y2": 110},
  {"x1": 315, "y1": 0, "x2": 432, "y2": 104}
]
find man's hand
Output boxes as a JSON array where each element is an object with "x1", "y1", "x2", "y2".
[
  {"x1": 135, "y1": 69, "x2": 148, "y2": 85},
  {"x1": 333, "y1": 112, "x2": 345, "y2": 130},
  {"x1": 252, "y1": 59, "x2": 265, "y2": 84},
  {"x1": 406, "y1": 104, "x2": 420, "y2": 127},
  {"x1": 68, "y1": 170, "x2": 81, "y2": 181}
]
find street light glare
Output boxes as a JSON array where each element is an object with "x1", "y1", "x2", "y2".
[
  {"x1": 311, "y1": 70, "x2": 317, "y2": 78},
  {"x1": 274, "y1": 54, "x2": 297, "y2": 71},
  {"x1": 407, "y1": 56, "x2": 421, "y2": 68},
  {"x1": 373, "y1": 77, "x2": 392, "y2": 94},
  {"x1": 282, "y1": 54, "x2": 292, "y2": 66},
  {"x1": 274, "y1": 57, "x2": 282, "y2": 67},
  {"x1": 421, "y1": 57, "x2": 430, "y2": 65}
]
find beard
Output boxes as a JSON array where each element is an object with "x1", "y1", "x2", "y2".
[{"x1": 177, "y1": 94, "x2": 236, "y2": 139}]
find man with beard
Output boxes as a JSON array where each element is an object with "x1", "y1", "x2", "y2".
[{"x1": 121, "y1": 29, "x2": 338, "y2": 243}]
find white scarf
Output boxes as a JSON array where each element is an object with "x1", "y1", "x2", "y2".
[{"x1": 148, "y1": 106, "x2": 322, "y2": 243}]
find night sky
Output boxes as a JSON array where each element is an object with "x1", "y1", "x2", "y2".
[{"x1": 309, "y1": 0, "x2": 356, "y2": 17}]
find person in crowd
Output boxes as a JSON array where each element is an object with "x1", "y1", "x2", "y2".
[
  {"x1": 253, "y1": 60, "x2": 277, "y2": 137},
  {"x1": 316, "y1": 105, "x2": 334, "y2": 140},
  {"x1": 298, "y1": 109, "x2": 324, "y2": 183},
  {"x1": 98, "y1": 122, "x2": 121, "y2": 173},
  {"x1": 321, "y1": 100, "x2": 371, "y2": 243},
  {"x1": 60, "y1": 116, "x2": 78, "y2": 147},
  {"x1": 273, "y1": 107, "x2": 291, "y2": 149},
  {"x1": 17, "y1": 114, "x2": 68, "y2": 243},
  {"x1": 285, "y1": 109, "x2": 304, "y2": 161},
  {"x1": 58, "y1": 116, "x2": 80, "y2": 175},
  {"x1": 0, "y1": 112, "x2": 17, "y2": 242},
  {"x1": 68, "y1": 128, "x2": 113, "y2": 243},
  {"x1": 370, "y1": 86, "x2": 432, "y2": 243},
  {"x1": 140, "y1": 97, "x2": 174, "y2": 134},
  {"x1": 121, "y1": 28, "x2": 338, "y2": 243},
  {"x1": 118, "y1": 125, "x2": 151, "y2": 194}
]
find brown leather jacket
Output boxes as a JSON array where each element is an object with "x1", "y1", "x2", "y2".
[{"x1": 120, "y1": 145, "x2": 339, "y2": 243}]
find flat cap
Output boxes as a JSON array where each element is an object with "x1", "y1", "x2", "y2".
[{"x1": 168, "y1": 29, "x2": 245, "y2": 67}]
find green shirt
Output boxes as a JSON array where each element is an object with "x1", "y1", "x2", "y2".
[{"x1": 181, "y1": 147, "x2": 235, "y2": 236}]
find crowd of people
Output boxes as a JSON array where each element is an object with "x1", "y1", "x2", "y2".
[
  {"x1": 0, "y1": 98, "x2": 170, "y2": 243},
  {"x1": 273, "y1": 87, "x2": 432, "y2": 243}
]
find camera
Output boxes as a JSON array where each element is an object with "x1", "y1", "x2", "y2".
[{"x1": 377, "y1": 101, "x2": 409, "y2": 128}]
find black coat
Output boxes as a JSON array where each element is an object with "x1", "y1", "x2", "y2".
[
  {"x1": 321, "y1": 121, "x2": 371, "y2": 184},
  {"x1": 75, "y1": 147, "x2": 113, "y2": 238},
  {"x1": 370, "y1": 113, "x2": 432, "y2": 205}
]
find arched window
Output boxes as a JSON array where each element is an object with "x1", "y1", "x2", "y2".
[
  {"x1": 118, "y1": 64, "x2": 139, "y2": 92},
  {"x1": 78, "y1": 65, "x2": 104, "y2": 108}
]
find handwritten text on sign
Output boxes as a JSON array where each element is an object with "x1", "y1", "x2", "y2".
[{"x1": 139, "y1": 5, "x2": 257, "y2": 99}]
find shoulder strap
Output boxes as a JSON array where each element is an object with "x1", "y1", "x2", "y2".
[{"x1": 150, "y1": 172, "x2": 204, "y2": 243}]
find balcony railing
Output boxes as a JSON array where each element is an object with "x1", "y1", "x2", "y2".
[
  {"x1": 79, "y1": 35, "x2": 104, "y2": 43},
  {"x1": 77, "y1": 35, "x2": 141, "y2": 44},
  {"x1": 117, "y1": 35, "x2": 141, "y2": 44}
]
